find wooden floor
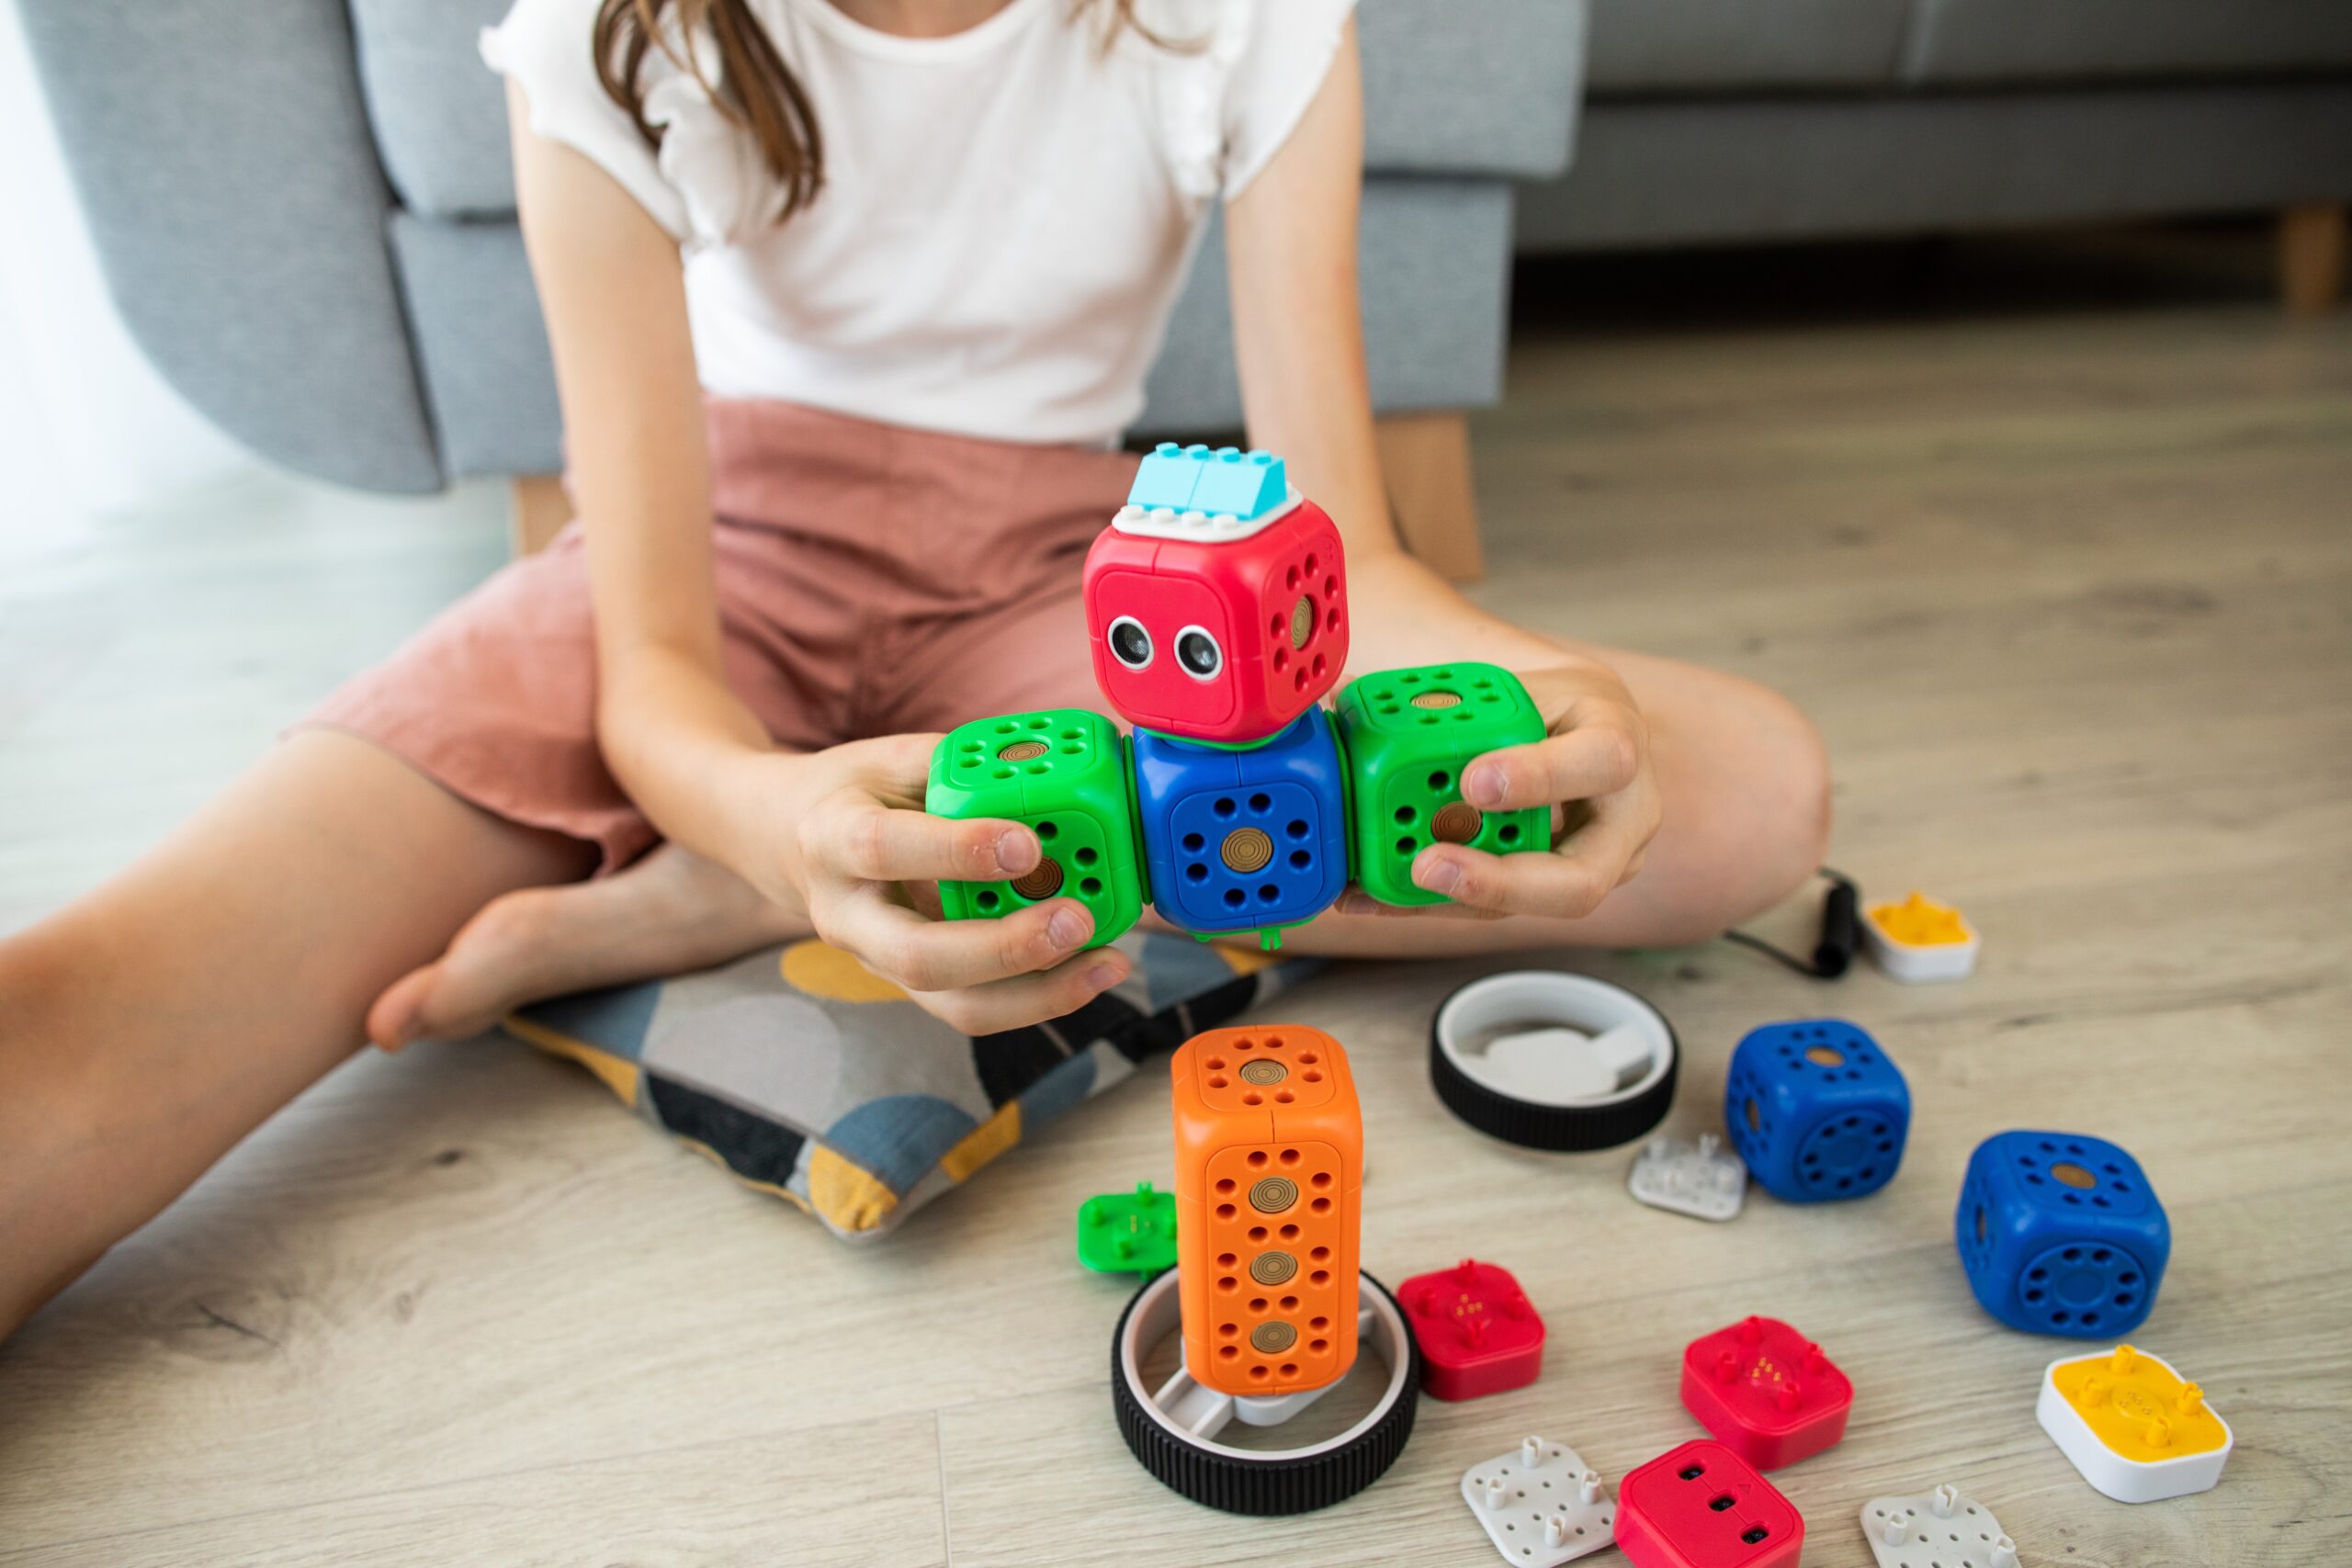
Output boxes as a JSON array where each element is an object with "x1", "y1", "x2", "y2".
[{"x1": 3, "y1": 236, "x2": 2348, "y2": 1565}]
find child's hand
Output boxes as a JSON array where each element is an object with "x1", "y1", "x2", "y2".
[
  {"x1": 1339, "y1": 660, "x2": 1662, "y2": 922},
  {"x1": 773, "y1": 735, "x2": 1133, "y2": 1034}
]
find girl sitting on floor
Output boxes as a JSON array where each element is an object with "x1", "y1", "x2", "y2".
[{"x1": 0, "y1": 0, "x2": 1827, "y2": 1334}]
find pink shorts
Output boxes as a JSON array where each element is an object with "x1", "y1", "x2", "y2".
[{"x1": 306, "y1": 399, "x2": 1139, "y2": 871}]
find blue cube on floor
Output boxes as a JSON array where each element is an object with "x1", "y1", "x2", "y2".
[
  {"x1": 1956, "y1": 1131, "x2": 2168, "y2": 1337},
  {"x1": 1724, "y1": 1020, "x2": 1909, "y2": 1201},
  {"x1": 1131, "y1": 708, "x2": 1349, "y2": 945}
]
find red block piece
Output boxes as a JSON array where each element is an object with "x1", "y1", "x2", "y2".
[
  {"x1": 1679, "y1": 1314, "x2": 1852, "y2": 1471},
  {"x1": 1081, "y1": 497, "x2": 1349, "y2": 743},
  {"x1": 1398, "y1": 1258, "x2": 1544, "y2": 1401},
  {"x1": 1615, "y1": 1438, "x2": 1804, "y2": 1568}
]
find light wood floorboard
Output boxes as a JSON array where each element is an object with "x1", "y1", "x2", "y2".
[{"x1": 2, "y1": 243, "x2": 2346, "y2": 1562}]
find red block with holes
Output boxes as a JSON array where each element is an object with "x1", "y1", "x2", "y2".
[
  {"x1": 1615, "y1": 1439, "x2": 1804, "y2": 1568},
  {"x1": 1679, "y1": 1315, "x2": 1852, "y2": 1471},
  {"x1": 1398, "y1": 1258, "x2": 1545, "y2": 1400},
  {"x1": 1082, "y1": 499, "x2": 1349, "y2": 744}
]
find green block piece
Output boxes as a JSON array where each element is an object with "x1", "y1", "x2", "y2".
[
  {"x1": 1077, "y1": 1181, "x2": 1179, "y2": 1275},
  {"x1": 1334, "y1": 662, "x2": 1552, "y2": 907},
  {"x1": 927, "y1": 708, "x2": 1145, "y2": 948}
]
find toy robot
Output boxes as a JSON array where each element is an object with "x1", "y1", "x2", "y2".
[{"x1": 1109, "y1": 1025, "x2": 1420, "y2": 1514}]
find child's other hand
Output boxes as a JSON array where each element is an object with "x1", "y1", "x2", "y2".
[
  {"x1": 779, "y1": 735, "x2": 1132, "y2": 1034},
  {"x1": 1340, "y1": 660, "x2": 1662, "y2": 922}
]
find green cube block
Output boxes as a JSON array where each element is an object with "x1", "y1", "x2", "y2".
[
  {"x1": 926, "y1": 708, "x2": 1144, "y2": 947},
  {"x1": 1076, "y1": 1181, "x2": 1178, "y2": 1275},
  {"x1": 1335, "y1": 661, "x2": 1552, "y2": 907}
]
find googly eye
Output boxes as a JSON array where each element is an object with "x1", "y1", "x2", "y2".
[
  {"x1": 1174, "y1": 626, "x2": 1222, "y2": 681},
  {"x1": 1108, "y1": 615, "x2": 1154, "y2": 671}
]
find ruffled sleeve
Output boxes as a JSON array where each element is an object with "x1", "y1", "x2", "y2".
[
  {"x1": 481, "y1": 0, "x2": 768, "y2": 246},
  {"x1": 1143, "y1": 0, "x2": 1356, "y2": 204}
]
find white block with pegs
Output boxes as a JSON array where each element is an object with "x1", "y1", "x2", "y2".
[
  {"x1": 1861, "y1": 1483, "x2": 2017, "y2": 1568},
  {"x1": 1460, "y1": 1436, "x2": 1615, "y2": 1566},
  {"x1": 1628, "y1": 1133, "x2": 1747, "y2": 1222},
  {"x1": 2037, "y1": 1344, "x2": 2233, "y2": 1503}
]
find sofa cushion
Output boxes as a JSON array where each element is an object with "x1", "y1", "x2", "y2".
[
  {"x1": 353, "y1": 0, "x2": 1577, "y2": 220},
  {"x1": 1586, "y1": 0, "x2": 1912, "y2": 95},
  {"x1": 1902, "y1": 0, "x2": 2352, "y2": 87}
]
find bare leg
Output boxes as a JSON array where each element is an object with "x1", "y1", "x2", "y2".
[
  {"x1": 0, "y1": 730, "x2": 594, "y2": 1334},
  {"x1": 368, "y1": 840, "x2": 813, "y2": 1049}
]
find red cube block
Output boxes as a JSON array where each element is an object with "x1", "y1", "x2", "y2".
[
  {"x1": 1399, "y1": 1258, "x2": 1544, "y2": 1401},
  {"x1": 1615, "y1": 1438, "x2": 1804, "y2": 1568},
  {"x1": 1082, "y1": 485, "x2": 1349, "y2": 743},
  {"x1": 1679, "y1": 1314, "x2": 1852, "y2": 1471}
]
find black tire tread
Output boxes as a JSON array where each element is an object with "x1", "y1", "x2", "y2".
[{"x1": 1111, "y1": 1272, "x2": 1420, "y2": 1516}]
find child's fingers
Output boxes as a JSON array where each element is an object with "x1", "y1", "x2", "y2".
[
  {"x1": 807, "y1": 796, "x2": 1038, "y2": 886},
  {"x1": 1463, "y1": 721, "x2": 1641, "y2": 813},
  {"x1": 818, "y1": 886, "x2": 1095, "y2": 994},
  {"x1": 912, "y1": 950, "x2": 1133, "y2": 1037},
  {"x1": 1330, "y1": 889, "x2": 1508, "y2": 920}
]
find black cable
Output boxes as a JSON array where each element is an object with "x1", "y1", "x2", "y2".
[{"x1": 1723, "y1": 867, "x2": 1859, "y2": 980}]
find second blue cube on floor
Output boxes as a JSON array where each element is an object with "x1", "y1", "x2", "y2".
[
  {"x1": 1956, "y1": 1130, "x2": 2169, "y2": 1337},
  {"x1": 1131, "y1": 709, "x2": 1350, "y2": 945},
  {"x1": 1724, "y1": 1019, "x2": 1910, "y2": 1201}
]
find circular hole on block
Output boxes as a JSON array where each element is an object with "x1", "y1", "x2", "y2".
[
  {"x1": 1745, "y1": 1098, "x2": 1761, "y2": 1134},
  {"x1": 1804, "y1": 1044, "x2": 1846, "y2": 1067},
  {"x1": 1428, "y1": 770, "x2": 1451, "y2": 791},
  {"x1": 2051, "y1": 1161, "x2": 2098, "y2": 1190}
]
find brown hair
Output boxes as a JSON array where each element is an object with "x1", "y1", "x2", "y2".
[{"x1": 594, "y1": 0, "x2": 1178, "y2": 225}]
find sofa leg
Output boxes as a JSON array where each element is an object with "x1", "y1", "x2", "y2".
[
  {"x1": 509, "y1": 474, "x2": 574, "y2": 556},
  {"x1": 1374, "y1": 411, "x2": 1486, "y2": 583},
  {"x1": 2279, "y1": 203, "x2": 2345, "y2": 317}
]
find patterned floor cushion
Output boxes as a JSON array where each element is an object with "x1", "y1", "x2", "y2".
[{"x1": 503, "y1": 931, "x2": 1322, "y2": 1239}]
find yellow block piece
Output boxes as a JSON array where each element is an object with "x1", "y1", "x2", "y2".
[
  {"x1": 2049, "y1": 1344, "x2": 2229, "y2": 1462},
  {"x1": 1869, "y1": 891, "x2": 1972, "y2": 947}
]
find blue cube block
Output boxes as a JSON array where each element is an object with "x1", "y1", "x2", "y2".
[
  {"x1": 1132, "y1": 708, "x2": 1349, "y2": 944},
  {"x1": 1724, "y1": 1020, "x2": 1909, "y2": 1202},
  {"x1": 1956, "y1": 1131, "x2": 2168, "y2": 1337}
]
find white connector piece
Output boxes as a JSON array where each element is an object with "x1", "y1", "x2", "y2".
[
  {"x1": 1110, "y1": 489, "x2": 1302, "y2": 543},
  {"x1": 1861, "y1": 1484, "x2": 2017, "y2": 1568},
  {"x1": 2037, "y1": 1345, "x2": 2233, "y2": 1504},
  {"x1": 1628, "y1": 1133, "x2": 1747, "y2": 1222},
  {"x1": 1460, "y1": 1436, "x2": 1615, "y2": 1566}
]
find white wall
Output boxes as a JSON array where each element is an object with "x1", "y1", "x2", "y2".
[{"x1": 0, "y1": 0, "x2": 248, "y2": 556}]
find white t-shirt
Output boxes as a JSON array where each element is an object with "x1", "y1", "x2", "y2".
[{"x1": 482, "y1": 0, "x2": 1354, "y2": 446}]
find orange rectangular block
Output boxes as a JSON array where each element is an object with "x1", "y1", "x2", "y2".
[{"x1": 1171, "y1": 1024, "x2": 1363, "y2": 1398}]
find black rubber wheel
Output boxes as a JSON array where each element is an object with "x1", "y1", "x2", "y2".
[
  {"x1": 1111, "y1": 1271, "x2": 1420, "y2": 1516},
  {"x1": 1429, "y1": 973, "x2": 1679, "y2": 1152}
]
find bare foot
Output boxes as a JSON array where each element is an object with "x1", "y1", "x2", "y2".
[{"x1": 366, "y1": 844, "x2": 812, "y2": 1048}]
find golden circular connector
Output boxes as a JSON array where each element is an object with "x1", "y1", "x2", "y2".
[
  {"x1": 996, "y1": 739, "x2": 1049, "y2": 761},
  {"x1": 1248, "y1": 1250, "x2": 1299, "y2": 1286},
  {"x1": 1409, "y1": 689, "x2": 1463, "y2": 709},
  {"x1": 1221, "y1": 827, "x2": 1274, "y2": 873},
  {"x1": 1238, "y1": 1058, "x2": 1288, "y2": 1087},
  {"x1": 1431, "y1": 802, "x2": 1484, "y2": 843},
  {"x1": 1011, "y1": 857, "x2": 1065, "y2": 900},
  {"x1": 1248, "y1": 1176, "x2": 1298, "y2": 1213},
  {"x1": 1290, "y1": 594, "x2": 1316, "y2": 650},
  {"x1": 1250, "y1": 1320, "x2": 1297, "y2": 1354}
]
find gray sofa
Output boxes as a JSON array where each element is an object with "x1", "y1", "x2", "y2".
[
  {"x1": 20, "y1": 0, "x2": 1579, "y2": 517},
  {"x1": 1520, "y1": 0, "x2": 2352, "y2": 257}
]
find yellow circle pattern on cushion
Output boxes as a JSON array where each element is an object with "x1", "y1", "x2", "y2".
[{"x1": 780, "y1": 940, "x2": 910, "y2": 1002}]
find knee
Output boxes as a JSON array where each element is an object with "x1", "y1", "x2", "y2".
[
  {"x1": 1748, "y1": 685, "x2": 1834, "y2": 900},
  {"x1": 1644, "y1": 680, "x2": 1832, "y2": 945}
]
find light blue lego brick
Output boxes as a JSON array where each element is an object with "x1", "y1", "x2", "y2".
[
  {"x1": 1189, "y1": 448, "x2": 1287, "y2": 520},
  {"x1": 1127, "y1": 442, "x2": 1211, "y2": 512},
  {"x1": 1125, "y1": 443, "x2": 1291, "y2": 520}
]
